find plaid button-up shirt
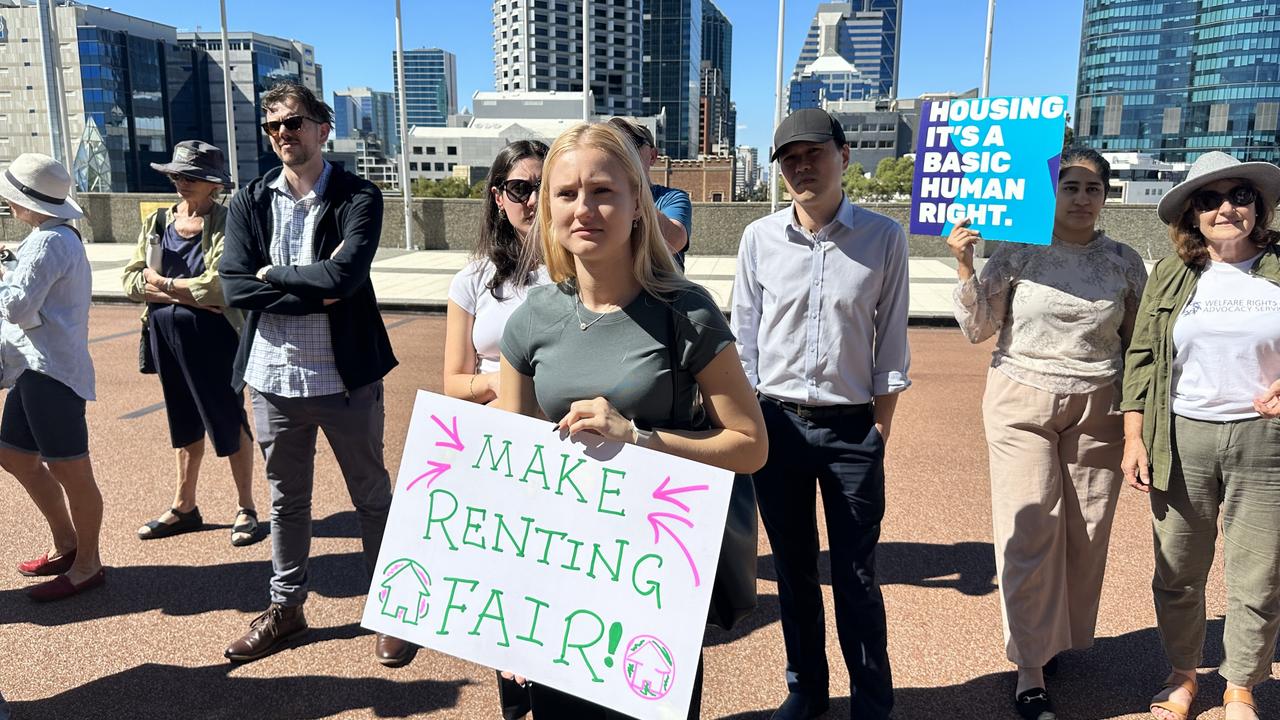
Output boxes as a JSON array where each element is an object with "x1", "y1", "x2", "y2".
[{"x1": 242, "y1": 162, "x2": 346, "y2": 397}]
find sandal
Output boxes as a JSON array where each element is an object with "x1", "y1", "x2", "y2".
[
  {"x1": 1150, "y1": 670, "x2": 1197, "y2": 720},
  {"x1": 1223, "y1": 687, "x2": 1257, "y2": 719},
  {"x1": 137, "y1": 507, "x2": 203, "y2": 540},
  {"x1": 230, "y1": 508, "x2": 262, "y2": 547}
]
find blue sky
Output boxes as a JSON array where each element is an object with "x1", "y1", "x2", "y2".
[{"x1": 102, "y1": 0, "x2": 1084, "y2": 154}]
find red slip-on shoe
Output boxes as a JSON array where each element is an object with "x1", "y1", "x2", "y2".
[
  {"x1": 27, "y1": 567, "x2": 106, "y2": 602},
  {"x1": 17, "y1": 549, "x2": 76, "y2": 577}
]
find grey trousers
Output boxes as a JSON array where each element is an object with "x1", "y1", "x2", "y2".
[
  {"x1": 1152, "y1": 414, "x2": 1280, "y2": 686},
  {"x1": 251, "y1": 382, "x2": 392, "y2": 607}
]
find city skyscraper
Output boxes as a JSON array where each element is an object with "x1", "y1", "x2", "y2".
[
  {"x1": 179, "y1": 31, "x2": 323, "y2": 181},
  {"x1": 645, "y1": 0, "x2": 703, "y2": 159},
  {"x1": 393, "y1": 48, "x2": 458, "y2": 133},
  {"x1": 491, "y1": 0, "x2": 643, "y2": 116},
  {"x1": 787, "y1": 1, "x2": 902, "y2": 112},
  {"x1": 0, "y1": 2, "x2": 190, "y2": 192},
  {"x1": 334, "y1": 87, "x2": 399, "y2": 156},
  {"x1": 699, "y1": 0, "x2": 733, "y2": 155},
  {"x1": 1076, "y1": 0, "x2": 1280, "y2": 163}
]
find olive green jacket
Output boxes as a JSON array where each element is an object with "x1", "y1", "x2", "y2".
[
  {"x1": 1120, "y1": 241, "x2": 1280, "y2": 490},
  {"x1": 121, "y1": 203, "x2": 243, "y2": 333}
]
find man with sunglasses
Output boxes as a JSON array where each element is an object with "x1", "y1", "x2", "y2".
[
  {"x1": 218, "y1": 82, "x2": 407, "y2": 667},
  {"x1": 606, "y1": 117, "x2": 693, "y2": 266}
]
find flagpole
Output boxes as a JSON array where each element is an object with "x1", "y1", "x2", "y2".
[
  {"x1": 981, "y1": 0, "x2": 995, "y2": 96},
  {"x1": 582, "y1": 0, "x2": 590, "y2": 120},
  {"x1": 395, "y1": 0, "x2": 414, "y2": 250},
  {"x1": 219, "y1": 0, "x2": 239, "y2": 188},
  {"x1": 770, "y1": 0, "x2": 785, "y2": 213}
]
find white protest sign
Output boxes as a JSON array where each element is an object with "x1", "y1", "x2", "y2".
[{"x1": 362, "y1": 390, "x2": 734, "y2": 720}]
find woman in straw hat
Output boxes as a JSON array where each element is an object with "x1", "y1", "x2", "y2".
[
  {"x1": 0, "y1": 152, "x2": 105, "y2": 601},
  {"x1": 121, "y1": 140, "x2": 260, "y2": 547},
  {"x1": 1121, "y1": 151, "x2": 1280, "y2": 720}
]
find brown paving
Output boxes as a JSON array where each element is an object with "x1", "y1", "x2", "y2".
[{"x1": 0, "y1": 305, "x2": 1267, "y2": 719}]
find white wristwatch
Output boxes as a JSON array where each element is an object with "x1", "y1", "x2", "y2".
[{"x1": 630, "y1": 418, "x2": 654, "y2": 447}]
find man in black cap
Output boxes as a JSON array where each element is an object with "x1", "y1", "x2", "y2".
[{"x1": 730, "y1": 107, "x2": 911, "y2": 720}]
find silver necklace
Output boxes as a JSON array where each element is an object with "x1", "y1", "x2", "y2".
[{"x1": 574, "y1": 294, "x2": 608, "y2": 331}]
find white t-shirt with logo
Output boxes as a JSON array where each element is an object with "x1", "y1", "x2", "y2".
[
  {"x1": 448, "y1": 259, "x2": 549, "y2": 374},
  {"x1": 1172, "y1": 253, "x2": 1280, "y2": 421}
]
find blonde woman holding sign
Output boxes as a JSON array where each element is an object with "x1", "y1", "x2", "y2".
[
  {"x1": 947, "y1": 146, "x2": 1147, "y2": 720},
  {"x1": 496, "y1": 121, "x2": 766, "y2": 718}
]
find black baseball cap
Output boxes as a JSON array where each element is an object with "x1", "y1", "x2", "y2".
[{"x1": 770, "y1": 108, "x2": 847, "y2": 161}]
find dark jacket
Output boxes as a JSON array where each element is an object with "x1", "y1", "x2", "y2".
[{"x1": 219, "y1": 164, "x2": 398, "y2": 393}]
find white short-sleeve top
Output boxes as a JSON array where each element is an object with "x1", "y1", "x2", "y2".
[{"x1": 448, "y1": 258, "x2": 549, "y2": 373}]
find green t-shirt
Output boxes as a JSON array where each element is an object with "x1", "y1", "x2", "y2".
[{"x1": 500, "y1": 282, "x2": 734, "y2": 430}]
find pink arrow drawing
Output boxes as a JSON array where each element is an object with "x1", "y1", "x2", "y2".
[
  {"x1": 651, "y1": 476, "x2": 709, "y2": 513},
  {"x1": 647, "y1": 512, "x2": 700, "y2": 587},
  {"x1": 430, "y1": 414, "x2": 465, "y2": 451},
  {"x1": 407, "y1": 460, "x2": 451, "y2": 491}
]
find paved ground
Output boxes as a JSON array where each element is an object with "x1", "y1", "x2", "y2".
[
  {"x1": 0, "y1": 305, "x2": 1265, "y2": 720},
  {"x1": 82, "y1": 244, "x2": 971, "y2": 320}
]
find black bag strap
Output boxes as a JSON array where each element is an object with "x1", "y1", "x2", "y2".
[{"x1": 152, "y1": 207, "x2": 167, "y2": 238}]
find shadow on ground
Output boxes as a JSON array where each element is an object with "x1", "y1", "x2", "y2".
[
  {"x1": 715, "y1": 619, "x2": 1280, "y2": 720},
  {"x1": 755, "y1": 541, "x2": 997, "y2": 597},
  {"x1": 10, "y1": 650, "x2": 468, "y2": 720},
  {"x1": 0, "y1": 551, "x2": 369, "y2": 626}
]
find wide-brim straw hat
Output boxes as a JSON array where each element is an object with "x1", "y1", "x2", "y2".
[
  {"x1": 150, "y1": 140, "x2": 231, "y2": 185},
  {"x1": 0, "y1": 153, "x2": 83, "y2": 220},
  {"x1": 1157, "y1": 150, "x2": 1280, "y2": 225}
]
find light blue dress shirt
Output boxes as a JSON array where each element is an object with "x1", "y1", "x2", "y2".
[
  {"x1": 0, "y1": 219, "x2": 95, "y2": 400},
  {"x1": 731, "y1": 196, "x2": 911, "y2": 406}
]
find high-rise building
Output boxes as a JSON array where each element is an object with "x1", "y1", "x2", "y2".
[
  {"x1": 179, "y1": 31, "x2": 322, "y2": 182},
  {"x1": 334, "y1": 87, "x2": 399, "y2": 156},
  {"x1": 0, "y1": 2, "x2": 194, "y2": 192},
  {"x1": 393, "y1": 48, "x2": 457, "y2": 133},
  {"x1": 734, "y1": 144, "x2": 759, "y2": 199},
  {"x1": 699, "y1": 0, "x2": 733, "y2": 155},
  {"x1": 1076, "y1": 0, "x2": 1280, "y2": 163},
  {"x1": 645, "y1": 0, "x2": 702, "y2": 159},
  {"x1": 491, "y1": 0, "x2": 643, "y2": 117},
  {"x1": 787, "y1": 1, "x2": 901, "y2": 113}
]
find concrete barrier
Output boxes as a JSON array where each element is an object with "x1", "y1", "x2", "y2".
[{"x1": 2, "y1": 192, "x2": 1184, "y2": 259}]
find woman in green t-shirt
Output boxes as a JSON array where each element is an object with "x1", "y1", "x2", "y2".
[{"x1": 496, "y1": 121, "x2": 767, "y2": 718}]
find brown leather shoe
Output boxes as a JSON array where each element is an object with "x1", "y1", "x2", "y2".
[
  {"x1": 375, "y1": 632, "x2": 415, "y2": 667},
  {"x1": 224, "y1": 603, "x2": 308, "y2": 662}
]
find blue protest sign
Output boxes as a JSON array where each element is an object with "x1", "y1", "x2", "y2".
[{"x1": 910, "y1": 95, "x2": 1068, "y2": 245}]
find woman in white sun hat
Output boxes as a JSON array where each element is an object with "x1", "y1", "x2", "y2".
[
  {"x1": 1122, "y1": 150, "x2": 1280, "y2": 720},
  {"x1": 0, "y1": 153, "x2": 105, "y2": 602}
]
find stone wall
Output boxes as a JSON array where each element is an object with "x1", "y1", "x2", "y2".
[{"x1": 1, "y1": 192, "x2": 1183, "y2": 259}]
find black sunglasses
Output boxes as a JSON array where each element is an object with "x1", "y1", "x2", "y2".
[
  {"x1": 1191, "y1": 184, "x2": 1258, "y2": 212},
  {"x1": 260, "y1": 115, "x2": 320, "y2": 136},
  {"x1": 499, "y1": 178, "x2": 541, "y2": 204}
]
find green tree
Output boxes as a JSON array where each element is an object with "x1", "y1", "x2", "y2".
[
  {"x1": 1063, "y1": 112, "x2": 1075, "y2": 149},
  {"x1": 842, "y1": 162, "x2": 873, "y2": 201},
  {"x1": 469, "y1": 180, "x2": 487, "y2": 199},
  {"x1": 871, "y1": 156, "x2": 914, "y2": 200},
  {"x1": 412, "y1": 176, "x2": 473, "y2": 198}
]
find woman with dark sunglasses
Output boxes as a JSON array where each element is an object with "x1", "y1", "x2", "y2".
[
  {"x1": 1122, "y1": 152, "x2": 1280, "y2": 720},
  {"x1": 443, "y1": 140, "x2": 549, "y2": 411}
]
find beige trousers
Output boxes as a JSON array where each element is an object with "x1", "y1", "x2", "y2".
[{"x1": 982, "y1": 368, "x2": 1125, "y2": 667}]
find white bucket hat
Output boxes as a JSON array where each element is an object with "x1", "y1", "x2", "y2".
[
  {"x1": 1157, "y1": 151, "x2": 1280, "y2": 225},
  {"x1": 0, "y1": 153, "x2": 83, "y2": 220}
]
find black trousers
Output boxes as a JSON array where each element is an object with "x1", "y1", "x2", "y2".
[{"x1": 752, "y1": 397, "x2": 893, "y2": 719}]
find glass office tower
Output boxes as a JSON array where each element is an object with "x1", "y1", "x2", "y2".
[
  {"x1": 645, "y1": 0, "x2": 702, "y2": 159},
  {"x1": 1076, "y1": 0, "x2": 1280, "y2": 162}
]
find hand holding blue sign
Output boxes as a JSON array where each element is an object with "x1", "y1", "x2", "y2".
[{"x1": 911, "y1": 95, "x2": 1069, "y2": 246}]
